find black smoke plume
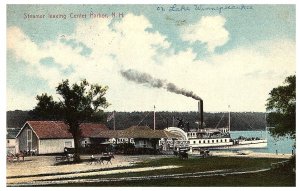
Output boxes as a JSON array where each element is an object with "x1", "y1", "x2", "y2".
[{"x1": 120, "y1": 69, "x2": 202, "y2": 100}]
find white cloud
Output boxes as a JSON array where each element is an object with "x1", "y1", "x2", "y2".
[
  {"x1": 6, "y1": 88, "x2": 37, "y2": 111},
  {"x1": 7, "y1": 26, "x2": 45, "y2": 64},
  {"x1": 7, "y1": 27, "x2": 89, "y2": 89},
  {"x1": 181, "y1": 16, "x2": 229, "y2": 52},
  {"x1": 7, "y1": 13, "x2": 295, "y2": 112}
]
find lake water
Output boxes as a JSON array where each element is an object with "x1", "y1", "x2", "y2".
[{"x1": 230, "y1": 130, "x2": 295, "y2": 154}]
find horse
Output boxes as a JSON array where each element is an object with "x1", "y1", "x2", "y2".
[
  {"x1": 89, "y1": 155, "x2": 98, "y2": 165},
  {"x1": 7, "y1": 153, "x2": 14, "y2": 163},
  {"x1": 15, "y1": 151, "x2": 25, "y2": 162},
  {"x1": 98, "y1": 154, "x2": 114, "y2": 164}
]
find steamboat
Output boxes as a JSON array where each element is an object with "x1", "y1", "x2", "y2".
[{"x1": 161, "y1": 100, "x2": 268, "y2": 153}]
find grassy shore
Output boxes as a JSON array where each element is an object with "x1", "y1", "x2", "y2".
[{"x1": 47, "y1": 156, "x2": 295, "y2": 187}]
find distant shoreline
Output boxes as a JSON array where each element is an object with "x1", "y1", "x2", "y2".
[{"x1": 210, "y1": 151, "x2": 292, "y2": 159}]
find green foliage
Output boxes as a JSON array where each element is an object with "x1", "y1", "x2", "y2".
[
  {"x1": 266, "y1": 75, "x2": 296, "y2": 139},
  {"x1": 30, "y1": 93, "x2": 64, "y2": 120},
  {"x1": 56, "y1": 79, "x2": 110, "y2": 123},
  {"x1": 31, "y1": 79, "x2": 110, "y2": 122}
]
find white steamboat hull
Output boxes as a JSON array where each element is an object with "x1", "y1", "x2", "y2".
[
  {"x1": 230, "y1": 140, "x2": 268, "y2": 149},
  {"x1": 188, "y1": 139, "x2": 267, "y2": 150}
]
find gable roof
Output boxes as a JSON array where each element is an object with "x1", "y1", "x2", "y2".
[
  {"x1": 16, "y1": 121, "x2": 108, "y2": 139},
  {"x1": 79, "y1": 123, "x2": 109, "y2": 137},
  {"x1": 92, "y1": 126, "x2": 181, "y2": 139},
  {"x1": 26, "y1": 121, "x2": 72, "y2": 139}
]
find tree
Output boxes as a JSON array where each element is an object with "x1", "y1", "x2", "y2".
[
  {"x1": 29, "y1": 93, "x2": 64, "y2": 120},
  {"x1": 32, "y1": 79, "x2": 110, "y2": 161},
  {"x1": 266, "y1": 75, "x2": 295, "y2": 139}
]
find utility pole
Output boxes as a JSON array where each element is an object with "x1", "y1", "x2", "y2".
[
  {"x1": 172, "y1": 116, "x2": 175, "y2": 127},
  {"x1": 154, "y1": 105, "x2": 156, "y2": 130}
]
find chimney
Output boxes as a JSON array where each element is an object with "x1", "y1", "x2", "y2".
[{"x1": 198, "y1": 100, "x2": 203, "y2": 129}]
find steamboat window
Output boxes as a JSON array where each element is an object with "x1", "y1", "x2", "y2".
[
  {"x1": 193, "y1": 141, "x2": 196, "y2": 144},
  {"x1": 212, "y1": 140, "x2": 214, "y2": 143}
]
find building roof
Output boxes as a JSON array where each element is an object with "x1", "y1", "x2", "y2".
[
  {"x1": 79, "y1": 123, "x2": 109, "y2": 137},
  {"x1": 26, "y1": 121, "x2": 73, "y2": 139},
  {"x1": 16, "y1": 121, "x2": 108, "y2": 139},
  {"x1": 92, "y1": 126, "x2": 182, "y2": 139}
]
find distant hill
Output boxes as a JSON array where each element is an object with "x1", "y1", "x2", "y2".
[
  {"x1": 6, "y1": 110, "x2": 32, "y2": 129},
  {"x1": 7, "y1": 110, "x2": 267, "y2": 131}
]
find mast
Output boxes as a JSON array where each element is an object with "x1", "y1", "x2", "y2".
[
  {"x1": 228, "y1": 105, "x2": 231, "y2": 133},
  {"x1": 154, "y1": 105, "x2": 156, "y2": 130},
  {"x1": 113, "y1": 110, "x2": 116, "y2": 131}
]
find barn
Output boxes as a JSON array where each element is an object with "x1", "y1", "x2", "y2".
[{"x1": 16, "y1": 121, "x2": 108, "y2": 155}]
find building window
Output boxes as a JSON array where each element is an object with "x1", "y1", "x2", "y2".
[
  {"x1": 7, "y1": 140, "x2": 10, "y2": 144},
  {"x1": 27, "y1": 129, "x2": 32, "y2": 141},
  {"x1": 65, "y1": 141, "x2": 72, "y2": 148},
  {"x1": 27, "y1": 129, "x2": 32, "y2": 151},
  {"x1": 212, "y1": 140, "x2": 214, "y2": 143},
  {"x1": 193, "y1": 141, "x2": 196, "y2": 144}
]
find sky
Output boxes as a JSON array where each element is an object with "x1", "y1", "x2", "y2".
[{"x1": 6, "y1": 4, "x2": 296, "y2": 112}]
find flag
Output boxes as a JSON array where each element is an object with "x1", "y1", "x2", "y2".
[{"x1": 107, "y1": 112, "x2": 115, "y2": 122}]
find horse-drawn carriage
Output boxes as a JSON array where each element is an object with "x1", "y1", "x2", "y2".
[
  {"x1": 7, "y1": 151, "x2": 26, "y2": 163},
  {"x1": 55, "y1": 147, "x2": 75, "y2": 162}
]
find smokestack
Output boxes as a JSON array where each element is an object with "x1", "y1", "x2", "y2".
[{"x1": 198, "y1": 100, "x2": 203, "y2": 129}]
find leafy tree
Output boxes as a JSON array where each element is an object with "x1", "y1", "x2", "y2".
[
  {"x1": 32, "y1": 79, "x2": 110, "y2": 161},
  {"x1": 266, "y1": 75, "x2": 296, "y2": 139},
  {"x1": 30, "y1": 93, "x2": 64, "y2": 120}
]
